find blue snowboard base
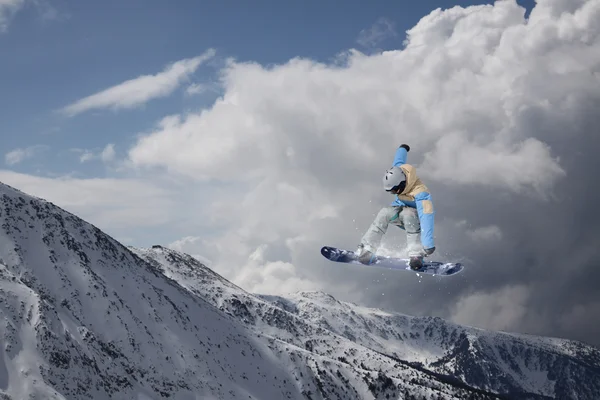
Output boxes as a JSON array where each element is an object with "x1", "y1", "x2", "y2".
[{"x1": 321, "y1": 246, "x2": 463, "y2": 276}]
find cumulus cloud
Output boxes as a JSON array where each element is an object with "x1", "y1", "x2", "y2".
[
  {"x1": 61, "y1": 49, "x2": 216, "y2": 116},
  {"x1": 5, "y1": 145, "x2": 48, "y2": 165},
  {"x1": 121, "y1": 0, "x2": 600, "y2": 345},
  {"x1": 450, "y1": 285, "x2": 531, "y2": 331},
  {"x1": 421, "y1": 136, "x2": 566, "y2": 196},
  {"x1": 128, "y1": 0, "x2": 581, "y2": 198},
  {"x1": 235, "y1": 244, "x2": 323, "y2": 295}
]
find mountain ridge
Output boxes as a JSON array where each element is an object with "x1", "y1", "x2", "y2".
[
  {"x1": 132, "y1": 244, "x2": 600, "y2": 399},
  {"x1": 0, "y1": 180, "x2": 598, "y2": 399}
]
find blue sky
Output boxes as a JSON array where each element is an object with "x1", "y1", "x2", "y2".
[{"x1": 2, "y1": 0, "x2": 534, "y2": 179}]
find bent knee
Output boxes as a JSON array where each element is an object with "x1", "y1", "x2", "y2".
[
  {"x1": 375, "y1": 207, "x2": 400, "y2": 222},
  {"x1": 401, "y1": 208, "x2": 421, "y2": 233}
]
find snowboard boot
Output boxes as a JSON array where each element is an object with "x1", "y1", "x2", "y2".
[
  {"x1": 357, "y1": 244, "x2": 376, "y2": 265},
  {"x1": 409, "y1": 256, "x2": 424, "y2": 271}
]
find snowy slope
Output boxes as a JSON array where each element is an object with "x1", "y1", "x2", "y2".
[
  {"x1": 0, "y1": 182, "x2": 500, "y2": 399},
  {"x1": 272, "y1": 292, "x2": 600, "y2": 399},
  {"x1": 135, "y1": 245, "x2": 600, "y2": 400},
  {"x1": 132, "y1": 245, "x2": 498, "y2": 399},
  {"x1": 0, "y1": 183, "x2": 321, "y2": 400},
  {"x1": 0, "y1": 180, "x2": 598, "y2": 399}
]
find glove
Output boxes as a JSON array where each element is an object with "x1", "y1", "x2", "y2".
[
  {"x1": 400, "y1": 144, "x2": 410, "y2": 152},
  {"x1": 423, "y1": 247, "x2": 435, "y2": 256}
]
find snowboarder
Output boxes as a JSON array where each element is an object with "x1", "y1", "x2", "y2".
[{"x1": 356, "y1": 144, "x2": 435, "y2": 270}]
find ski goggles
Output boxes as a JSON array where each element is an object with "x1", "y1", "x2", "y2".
[{"x1": 386, "y1": 181, "x2": 406, "y2": 194}]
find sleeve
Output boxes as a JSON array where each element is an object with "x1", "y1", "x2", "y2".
[
  {"x1": 392, "y1": 146, "x2": 408, "y2": 167},
  {"x1": 415, "y1": 192, "x2": 435, "y2": 249}
]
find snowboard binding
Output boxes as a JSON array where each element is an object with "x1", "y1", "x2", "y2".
[{"x1": 409, "y1": 256, "x2": 424, "y2": 271}]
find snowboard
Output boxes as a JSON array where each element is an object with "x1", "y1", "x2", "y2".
[{"x1": 321, "y1": 246, "x2": 464, "y2": 276}]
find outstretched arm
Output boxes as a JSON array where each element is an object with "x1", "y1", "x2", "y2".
[{"x1": 393, "y1": 144, "x2": 410, "y2": 167}]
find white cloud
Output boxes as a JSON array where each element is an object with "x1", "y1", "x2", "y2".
[
  {"x1": 61, "y1": 49, "x2": 216, "y2": 116},
  {"x1": 168, "y1": 236, "x2": 215, "y2": 266},
  {"x1": 234, "y1": 244, "x2": 322, "y2": 295},
  {"x1": 32, "y1": 0, "x2": 65, "y2": 22},
  {"x1": 357, "y1": 17, "x2": 397, "y2": 48},
  {"x1": 466, "y1": 225, "x2": 503, "y2": 242},
  {"x1": 5, "y1": 145, "x2": 47, "y2": 165},
  {"x1": 79, "y1": 151, "x2": 94, "y2": 163},
  {"x1": 0, "y1": 170, "x2": 176, "y2": 231},
  {"x1": 0, "y1": 0, "x2": 25, "y2": 32},
  {"x1": 186, "y1": 83, "x2": 207, "y2": 95},
  {"x1": 100, "y1": 144, "x2": 116, "y2": 163},
  {"x1": 6, "y1": 149, "x2": 28, "y2": 166},
  {"x1": 450, "y1": 285, "x2": 530, "y2": 331},
  {"x1": 420, "y1": 136, "x2": 566, "y2": 196},
  {"x1": 127, "y1": 0, "x2": 580, "y2": 194},
  {"x1": 73, "y1": 144, "x2": 116, "y2": 164},
  {"x1": 0, "y1": 0, "x2": 67, "y2": 32},
  {"x1": 120, "y1": 0, "x2": 600, "y2": 295}
]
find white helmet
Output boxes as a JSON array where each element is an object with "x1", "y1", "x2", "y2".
[{"x1": 382, "y1": 166, "x2": 406, "y2": 192}]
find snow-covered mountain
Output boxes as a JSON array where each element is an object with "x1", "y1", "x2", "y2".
[
  {"x1": 133, "y1": 245, "x2": 600, "y2": 400},
  {"x1": 0, "y1": 180, "x2": 598, "y2": 400}
]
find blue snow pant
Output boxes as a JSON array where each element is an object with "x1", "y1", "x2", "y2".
[{"x1": 360, "y1": 206, "x2": 424, "y2": 257}]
